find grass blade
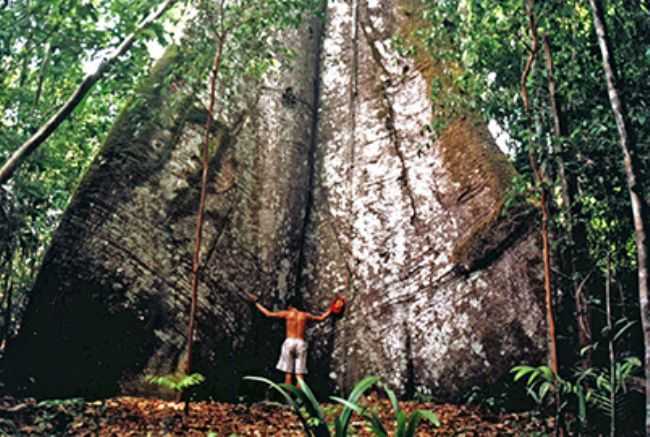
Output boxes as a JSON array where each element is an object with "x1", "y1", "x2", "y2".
[
  {"x1": 298, "y1": 378, "x2": 325, "y2": 422},
  {"x1": 367, "y1": 412, "x2": 388, "y2": 437}
]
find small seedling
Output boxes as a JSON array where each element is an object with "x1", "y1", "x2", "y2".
[{"x1": 146, "y1": 372, "x2": 205, "y2": 415}]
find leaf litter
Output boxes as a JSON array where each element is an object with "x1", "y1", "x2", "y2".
[{"x1": 0, "y1": 394, "x2": 554, "y2": 436}]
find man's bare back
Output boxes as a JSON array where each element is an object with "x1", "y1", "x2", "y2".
[
  {"x1": 254, "y1": 302, "x2": 331, "y2": 385},
  {"x1": 255, "y1": 304, "x2": 331, "y2": 337},
  {"x1": 284, "y1": 308, "x2": 307, "y2": 339}
]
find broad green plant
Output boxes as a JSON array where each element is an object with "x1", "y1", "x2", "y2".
[
  {"x1": 146, "y1": 372, "x2": 205, "y2": 415},
  {"x1": 245, "y1": 375, "x2": 331, "y2": 437},
  {"x1": 512, "y1": 364, "x2": 587, "y2": 429},
  {"x1": 244, "y1": 375, "x2": 439, "y2": 437},
  {"x1": 331, "y1": 382, "x2": 440, "y2": 437},
  {"x1": 513, "y1": 357, "x2": 642, "y2": 432},
  {"x1": 574, "y1": 357, "x2": 642, "y2": 423}
]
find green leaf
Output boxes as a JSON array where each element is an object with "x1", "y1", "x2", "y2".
[
  {"x1": 511, "y1": 365, "x2": 535, "y2": 382},
  {"x1": 382, "y1": 384, "x2": 400, "y2": 414},
  {"x1": 539, "y1": 381, "x2": 551, "y2": 401},
  {"x1": 297, "y1": 378, "x2": 325, "y2": 422},
  {"x1": 333, "y1": 375, "x2": 380, "y2": 435},
  {"x1": 366, "y1": 412, "x2": 388, "y2": 437},
  {"x1": 395, "y1": 410, "x2": 407, "y2": 437},
  {"x1": 334, "y1": 418, "x2": 344, "y2": 437},
  {"x1": 330, "y1": 396, "x2": 364, "y2": 415},
  {"x1": 145, "y1": 372, "x2": 205, "y2": 392},
  {"x1": 540, "y1": 366, "x2": 554, "y2": 382},
  {"x1": 279, "y1": 381, "x2": 329, "y2": 435},
  {"x1": 613, "y1": 320, "x2": 637, "y2": 342},
  {"x1": 244, "y1": 376, "x2": 299, "y2": 413},
  {"x1": 405, "y1": 410, "x2": 440, "y2": 436}
]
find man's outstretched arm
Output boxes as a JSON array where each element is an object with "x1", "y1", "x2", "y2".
[
  {"x1": 255, "y1": 302, "x2": 288, "y2": 319},
  {"x1": 238, "y1": 290, "x2": 258, "y2": 303},
  {"x1": 308, "y1": 308, "x2": 332, "y2": 322}
]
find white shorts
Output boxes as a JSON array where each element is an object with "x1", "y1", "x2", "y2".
[{"x1": 276, "y1": 338, "x2": 308, "y2": 374}]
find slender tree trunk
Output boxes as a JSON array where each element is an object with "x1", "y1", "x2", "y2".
[
  {"x1": 588, "y1": 0, "x2": 650, "y2": 433},
  {"x1": 540, "y1": 189, "x2": 559, "y2": 376},
  {"x1": 606, "y1": 253, "x2": 616, "y2": 437},
  {"x1": 1, "y1": 272, "x2": 12, "y2": 345},
  {"x1": 522, "y1": 0, "x2": 560, "y2": 381},
  {"x1": 542, "y1": 34, "x2": 592, "y2": 367},
  {"x1": 521, "y1": 3, "x2": 562, "y2": 434},
  {"x1": 183, "y1": 34, "x2": 227, "y2": 377},
  {"x1": 0, "y1": 0, "x2": 178, "y2": 185},
  {"x1": 34, "y1": 42, "x2": 53, "y2": 107}
]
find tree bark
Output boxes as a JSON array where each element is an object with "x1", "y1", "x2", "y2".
[
  {"x1": 588, "y1": 0, "x2": 650, "y2": 433},
  {"x1": 0, "y1": 0, "x2": 178, "y2": 185}
]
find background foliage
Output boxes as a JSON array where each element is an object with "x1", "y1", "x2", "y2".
[
  {"x1": 414, "y1": 0, "x2": 648, "y2": 433},
  {"x1": 0, "y1": 0, "x2": 180, "y2": 342}
]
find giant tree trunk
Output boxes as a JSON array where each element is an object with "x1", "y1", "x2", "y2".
[{"x1": 4, "y1": 1, "x2": 546, "y2": 401}]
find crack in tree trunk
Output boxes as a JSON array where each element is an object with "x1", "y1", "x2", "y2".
[
  {"x1": 293, "y1": 12, "x2": 326, "y2": 300},
  {"x1": 359, "y1": 17, "x2": 420, "y2": 227}
]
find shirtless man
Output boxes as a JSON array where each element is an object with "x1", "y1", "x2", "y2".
[{"x1": 254, "y1": 300, "x2": 332, "y2": 386}]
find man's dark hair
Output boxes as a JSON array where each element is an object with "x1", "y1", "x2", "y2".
[{"x1": 286, "y1": 293, "x2": 303, "y2": 310}]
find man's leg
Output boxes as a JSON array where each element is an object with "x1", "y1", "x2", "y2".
[
  {"x1": 284, "y1": 372, "x2": 292, "y2": 385},
  {"x1": 295, "y1": 340, "x2": 308, "y2": 388}
]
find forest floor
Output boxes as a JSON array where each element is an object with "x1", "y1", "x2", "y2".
[{"x1": 0, "y1": 394, "x2": 554, "y2": 436}]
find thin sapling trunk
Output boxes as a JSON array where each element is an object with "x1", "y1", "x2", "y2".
[
  {"x1": 183, "y1": 31, "x2": 227, "y2": 379},
  {"x1": 588, "y1": 0, "x2": 650, "y2": 433},
  {"x1": 521, "y1": 1, "x2": 562, "y2": 433}
]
